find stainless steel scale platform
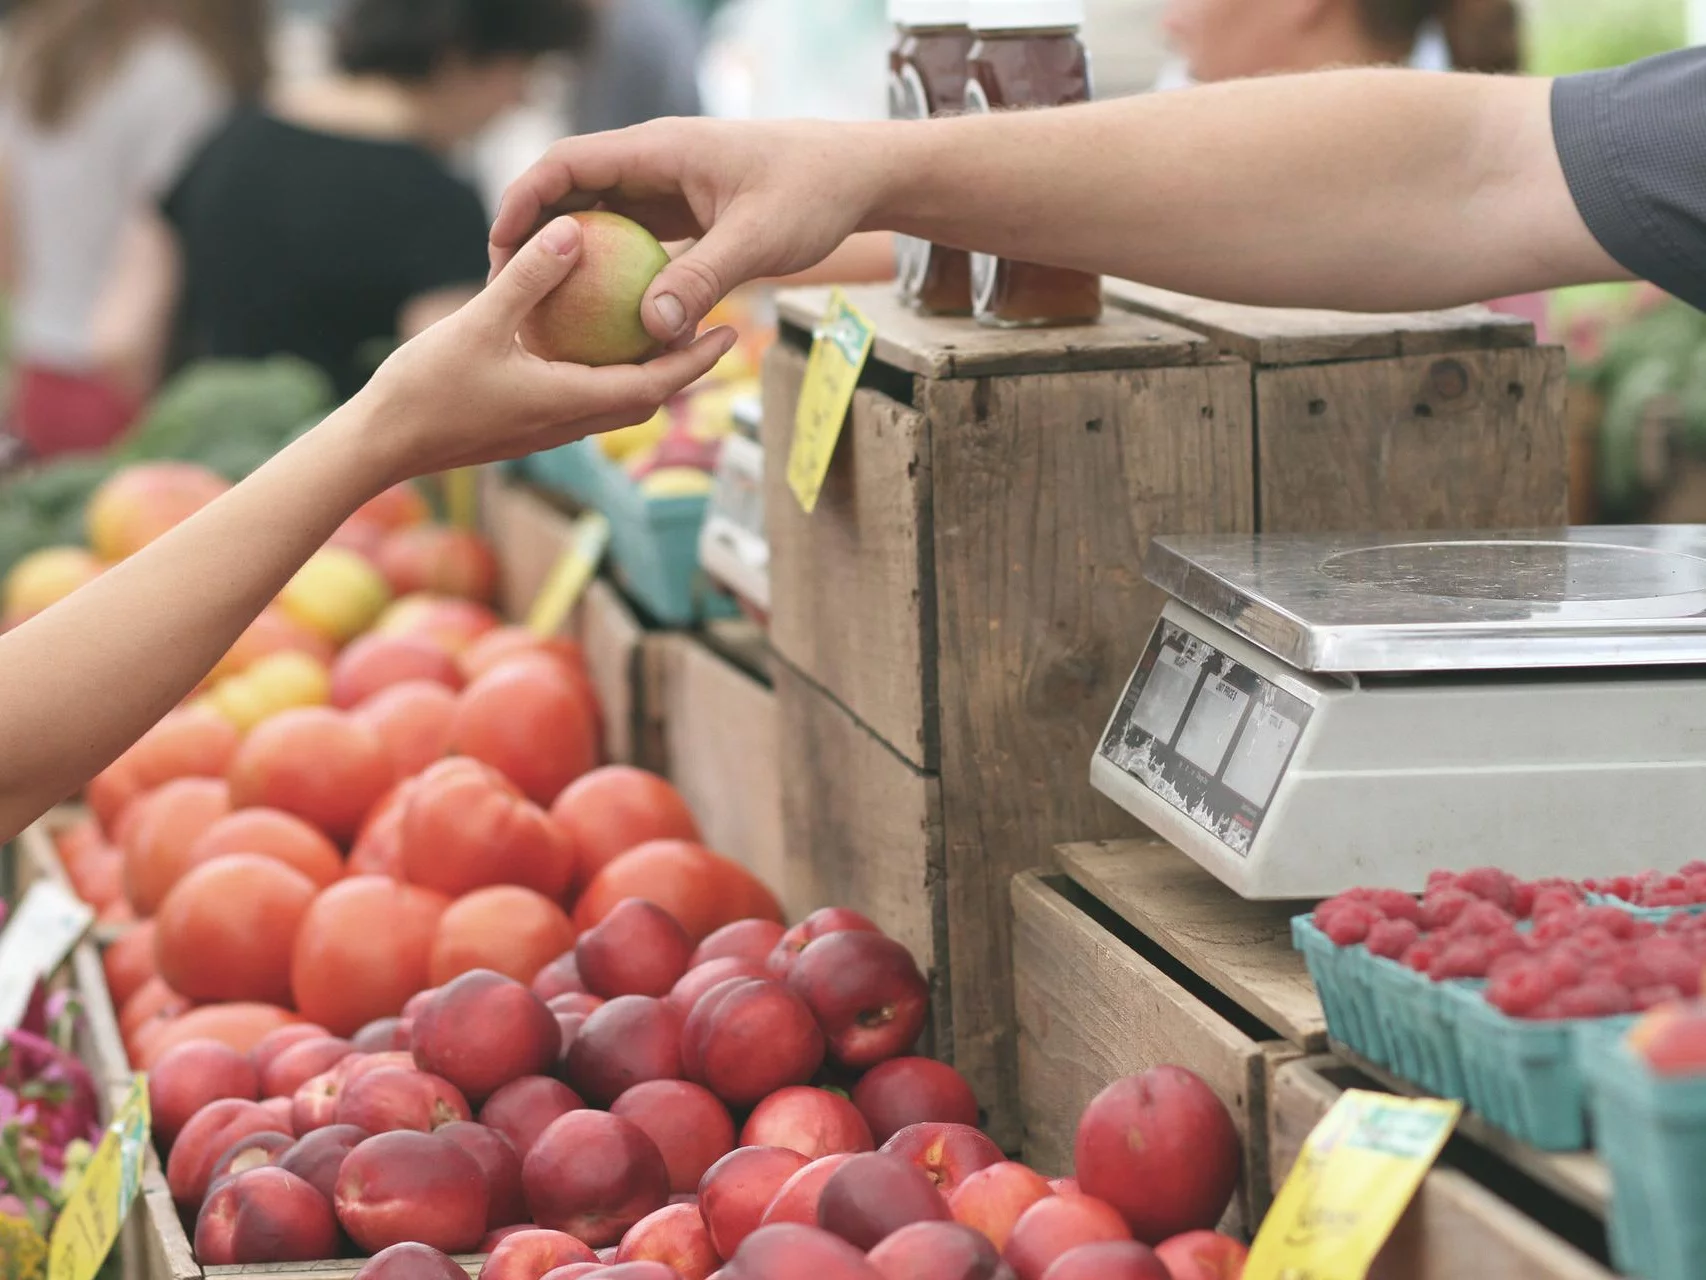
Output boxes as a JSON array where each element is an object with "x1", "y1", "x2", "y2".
[{"x1": 1090, "y1": 528, "x2": 1706, "y2": 899}]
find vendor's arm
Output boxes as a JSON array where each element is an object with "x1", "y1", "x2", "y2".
[
  {"x1": 0, "y1": 218, "x2": 735, "y2": 842},
  {"x1": 494, "y1": 54, "x2": 1706, "y2": 341}
]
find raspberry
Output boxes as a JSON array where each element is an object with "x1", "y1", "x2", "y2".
[
  {"x1": 1456, "y1": 868, "x2": 1518, "y2": 911},
  {"x1": 1319, "y1": 902, "x2": 1377, "y2": 946},
  {"x1": 1426, "y1": 869, "x2": 1457, "y2": 892},
  {"x1": 1402, "y1": 942, "x2": 1439, "y2": 973},
  {"x1": 1452, "y1": 900, "x2": 1518, "y2": 937},
  {"x1": 1488, "y1": 949, "x2": 1534, "y2": 979},
  {"x1": 1429, "y1": 938, "x2": 1494, "y2": 981},
  {"x1": 1632, "y1": 937, "x2": 1701, "y2": 990},
  {"x1": 1367, "y1": 918, "x2": 1421, "y2": 960},
  {"x1": 1532, "y1": 888, "x2": 1583, "y2": 920},
  {"x1": 1570, "y1": 929, "x2": 1626, "y2": 964},
  {"x1": 1534, "y1": 911, "x2": 1586, "y2": 944},
  {"x1": 1554, "y1": 982, "x2": 1634, "y2": 1019},
  {"x1": 1633, "y1": 984, "x2": 1685, "y2": 1012},
  {"x1": 1368, "y1": 890, "x2": 1422, "y2": 924},
  {"x1": 1510, "y1": 881, "x2": 1538, "y2": 919},
  {"x1": 1540, "y1": 949, "x2": 1587, "y2": 991},
  {"x1": 1488, "y1": 963, "x2": 1556, "y2": 1017},
  {"x1": 1419, "y1": 888, "x2": 1475, "y2": 930}
]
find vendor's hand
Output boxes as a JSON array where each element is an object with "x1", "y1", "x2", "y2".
[
  {"x1": 490, "y1": 118, "x2": 889, "y2": 347},
  {"x1": 359, "y1": 215, "x2": 738, "y2": 483}
]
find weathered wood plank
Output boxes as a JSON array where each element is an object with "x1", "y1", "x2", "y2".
[
  {"x1": 1256, "y1": 347, "x2": 1570, "y2": 532},
  {"x1": 1268, "y1": 1058, "x2": 1616, "y2": 1280},
  {"x1": 928, "y1": 360, "x2": 1254, "y2": 1148},
  {"x1": 655, "y1": 635, "x2": 789, "y2": 915},
  {"x1": 576, "y1": 578, "x2": 652, "y2": 768},
  {"x1": 1012, "y1": 871, "x2": 1294, "y2": 1230},
  {"x1": 1055, "y1": 839, "x2": 1327, "y2": 1052},
  {"x1": 1105, "y1": 279, "x2": 1534, "y2": 366},
  {"x1": 775, "y1": 286, "x2": 1212, "y2": 381},
  {"x1": 774, "y1": 661, "x2": 946, "y2": 1054},
  {"x1": 763, "y1": 343, "x2": 936, "y2": 767}
]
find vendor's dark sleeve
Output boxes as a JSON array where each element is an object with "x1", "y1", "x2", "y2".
[{"x1": 1553, "y1": 48, "x2": 1706, "y2": 310}]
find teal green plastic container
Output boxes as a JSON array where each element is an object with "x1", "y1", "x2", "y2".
[
  {"x1": 1367, "y1": 957, "x2": 1469, "y2": 1099},
  {"x1": 1292, "y1": 916, "x2": 1393, "y2": 1067},
  {"x1": 1448, "y1": 984, "x2": 1636, "y2": 1151},
  {"x1": 1585, "y1": 1029, "x2": 1706, "y2": 1280},
  {"x1": 521, "y1": 441, "x2": 737, "y2": 627}
]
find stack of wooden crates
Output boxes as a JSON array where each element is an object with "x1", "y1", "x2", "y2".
[{"x1": 760, "y1": 282, "x2": 1567, "y2": 1152}]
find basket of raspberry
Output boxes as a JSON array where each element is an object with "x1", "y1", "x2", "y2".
[
  {"x1": 1583, "y1": 864, "x2": 1706, "y2": 924},
  {"x1": 1584, "y1": 999, "x2": 1706, "y2": 1280}
]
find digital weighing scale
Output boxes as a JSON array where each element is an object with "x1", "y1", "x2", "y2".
[{"x1": 1090, "y1": 528, "x2": 1706, "y2": 900}]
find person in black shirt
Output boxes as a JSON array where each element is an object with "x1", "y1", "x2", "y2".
[{"x1": 96, "y1": 0, "x2": 589, "y2": 402}]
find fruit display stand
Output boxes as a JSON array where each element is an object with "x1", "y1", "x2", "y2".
[
  {"x1": 1015, "y1": 838, "x2": 1626, "y2": 1278},
  {"x1": 763, "y1": 282, "x2": 1569, "y2": 1150}
]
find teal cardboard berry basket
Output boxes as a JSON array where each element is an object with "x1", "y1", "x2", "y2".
[{"x1": 1292, "y1": 916, "x2": 1393, "y2": 1068}]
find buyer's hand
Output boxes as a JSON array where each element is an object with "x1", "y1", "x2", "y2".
[{"x1": 490, "y1": 119, "x2": 890, "y2": 349}]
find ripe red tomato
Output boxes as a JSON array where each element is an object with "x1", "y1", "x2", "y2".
[
  {"x1": 550, "y1": 766, "x2": 701, "y2": 892},
  {"x1": 400, "y1": 757, "x2": 576, "y2": 900},
  {"x1": 451, "y1": 656, "x2": 600, "y2": 806}
]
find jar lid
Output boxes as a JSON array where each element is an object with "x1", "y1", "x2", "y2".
[
  {"x1": 968, "y1": 0, "x2": 1084, "y2": 29},
  {"x1": 889, "y1": 0, "x2": 971, "y2": 24}
]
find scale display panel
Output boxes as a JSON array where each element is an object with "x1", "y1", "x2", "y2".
[{"x1": 1099, "y1": 618, "x2": 1312, "y2": 856}]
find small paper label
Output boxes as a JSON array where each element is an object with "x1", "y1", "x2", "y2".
[
  {"x1": 787, "y1": 289, "x2": 874, "y2": 515},
  {"x1": 527, "y1": 512, "x2": 611, "y2": 638},
  {"x1": 48, "y1": 1075, "x2": 151, "y2": 1280},
  {"x1": 0, "y1": 881, "x2": 93, "y2": 1030},
  {"x1": 699, "y1": 434, "x2": 770, "y2": 610},
  {"x1": 1245, "y1": 1090, "x2": 1460, "y2": 1280}
]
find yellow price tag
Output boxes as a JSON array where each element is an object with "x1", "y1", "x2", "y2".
[
  {"x1": 787, "y1": 289, "x2": 875, "y2": 514},
  {"x1": 444, "y1": 467, "x2": 480, "y2": 530},
  {"x1": 1245, "y1": 1091, "x2": 1459, "y2": 1280},
  {"x1": 48, "y1": 1075, "x2": 150, "y2": 1280},
  {"x1": 527, "y1": 512, "x2": 611, "y2": 639}
]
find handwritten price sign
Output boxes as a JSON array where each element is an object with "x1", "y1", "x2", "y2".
[
  {"x1": 787, "y1": 290, "x2": 875, "y2": 515},
  {"x1": 49, "y1": 1076, "x2": 150, "y2": 1280}
]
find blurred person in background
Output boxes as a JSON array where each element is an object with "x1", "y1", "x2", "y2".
[
  {"x1": 94, "y1": 0, "x2": 589, "y2": 405},
  {"x1": 0, "y1": 0, "x2": 267, "y2": 462},
  {"x1": 571, "y1": 0, "x2": 704, "y2": 134}
]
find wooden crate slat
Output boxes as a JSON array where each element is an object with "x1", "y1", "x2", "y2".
[
  {"x1": 763, "y1": 344, "x2": 936, "y2": 767},
  {"x1": 776, "y1": 286, "x2": 1212, "y2": 380},
  {"x1": 1268, "y1": 1058, "x2": 1615, "y2": 1280},
  {"x1": 1012, "y1": 870, "x2": 1295, "y2": 1230},
  {"x1": 1055, "y1": 840, "x2": 1328, "y2": 1051},
  {"x1": 1256, "y1": 347, "x2": 1570, "y2": 532},
  {"x1": 1105, "y1": 279, "x2": 1535, "y2": 365}
]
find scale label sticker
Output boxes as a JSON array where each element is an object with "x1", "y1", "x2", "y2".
[{"x1": 1100, "y1": 620, "x2": 1313, "y2": 856}]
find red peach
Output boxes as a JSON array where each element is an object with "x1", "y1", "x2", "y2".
[
  {"x1": 554, "y1": 1013, "x2": 588, "y2": 1074},
  {"x1": 523, "y1": 1109, "x2": 671, "y2": 1248},
  {"x1": 668, "y1": 958, "x2": 769, "y2": 1020},
  {"x1": 948, "y1": 1162, "x2": 1054, "y2": 1252},
  {"x1": 1631, "y1": 1003, "x2": 1706, "y2": 1075},
  {"x1": 480, "y1": 1076, "x2": 586, "y2": 1159},
  {"x1": 1073, "y1": 1068, "x2": 1241, "y2": 1245},
  {"x1": 880, "y1": 1123, "x2": 1004, "y2": 1196},
  {"x1": 259, "y1": 1096, "x2": 296, "y2": 1134},
  {"x1": 853, "y1": 1058, "x2": 979, "y2": 1144},
  {"x1": 697, "y1": 1146, "x2": 810, "y2": 1258},
  {"x1": 403, "y1": 988, "x2": 440, "y2": 1021},
  {"x1": 344, "y1": 1051, "x2": 417, "y2": 1083},
  {"x1": 335, "y1": 1130, "x2": 488, "y2": 1254},
  {"x1": 692, "y1": 920, "x2": 788, "y2": 969},
  {"x1": 1003, "y1": 1194, "x2": 1133, "y2": 1280},
  {"x1": 438, "y1": 1121, "x2": 527, "y2": 1229},
  {"x1": 766, "y1": 909, "x2": 882, "y2": 980},
  {"x1": 207, "y1": 1131, "x2": 295, "y2": 1191},
  {"x1": 576, "y1": 898, "x2": 694, "y2": 999},
  {"x1": 566, "y1": 996, "x2": 684, "y2": 1107},
  {"x1": 758, "y1": 1154, "x2": 856, "y2": 1228},
  {"x1": 867, "y1": 1220, "x2": 1014, "y2": 1280},
  {"x1": 610, "y1": 1080, "x2": 736, "y2": 1195},
  {"x1": 354, "y1": 1243, "x2": 469, "y2": 1279},
  {"x1": 335, "y1": 1068, "x2": 471, "y2": 1134},
  {"x1": 481, "y1": 1224, "x2": 532, "y2": 1251},
  {"x1": 721, "y1": 1224, "x2": 881, "y2": 1279},
  {"x1": 352, "y1": 1018, "x2": 410, "y2": 1053},
  {"x1": 150, "y1": 1039, "x2": 260, "y2": 1145},
  {"x1": 1042, "y1": 1241, "x2": 1173, "y2": 1280},
  {"x1": 740, "y1": 1087, "x2": 874, "y2": 1161},
  {"x1": 533, "y1": 953, "x2": 587, "y2": 1000},
  {"x1": 167, "y1": 1099, "x2": 280, "y2": 1209},
  {"x1": 817, "y1": 1152, "x2": 950, "y2": 1251},
  {"x1": 617, "y1": 1202, "x2": 719, "y2": 1279},
  {"x1": 549, "y1": 992, "x2": 605, "y2": 1017},
  {"x1": 413, "y1": 970, "x2": 560, "y2": 1103},
  {"x1": 786, "y1": 932, "x2": 929, "y2": 1068},
  {"x1": 251, "y1": 1024, "x2": 331, "y2": 1081},
  {"x1": 292, "y1": 1067, "x2": 350, "y2": 1135},
  {"x1": 194, "y1": 1166, "x2": 340, "y2": 1265},
  {"x1": 1153, "y1": 1230, "x2": 1250, "y2": 1280},
  {"x1": 262, "y1": 1036, "x2": 355, "y2": 1100},
  {"x1": 598, "y1": 1266, "x2": 686, "y2": 1280},
  {"x1": 540, "y1": 1268, "x2": 606, "y2": 1280},
  {"x1": 277, "y1": 1125, "x2": 369, "y2": 1203},
  {"x1": 481, "y1": 1227, "x2": 599, "y2": 1278},
  {"x1": 682, "y1": 978, "x2": 825, "y2": 1108}
]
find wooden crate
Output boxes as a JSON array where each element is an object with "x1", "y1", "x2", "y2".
[
  {"x1": 1268, "y1": 1057, "x2": 1616, "y2": 1280},
  {"x1": 1010, "y1": 869, "x2": 1298, "y2": 1232},
  {"x1": 1104, "y1": 280, "x2": 1570, "y2": 531},
  {"x1": 648, "y1": 627, "x2": 789, "y2": 913}
]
